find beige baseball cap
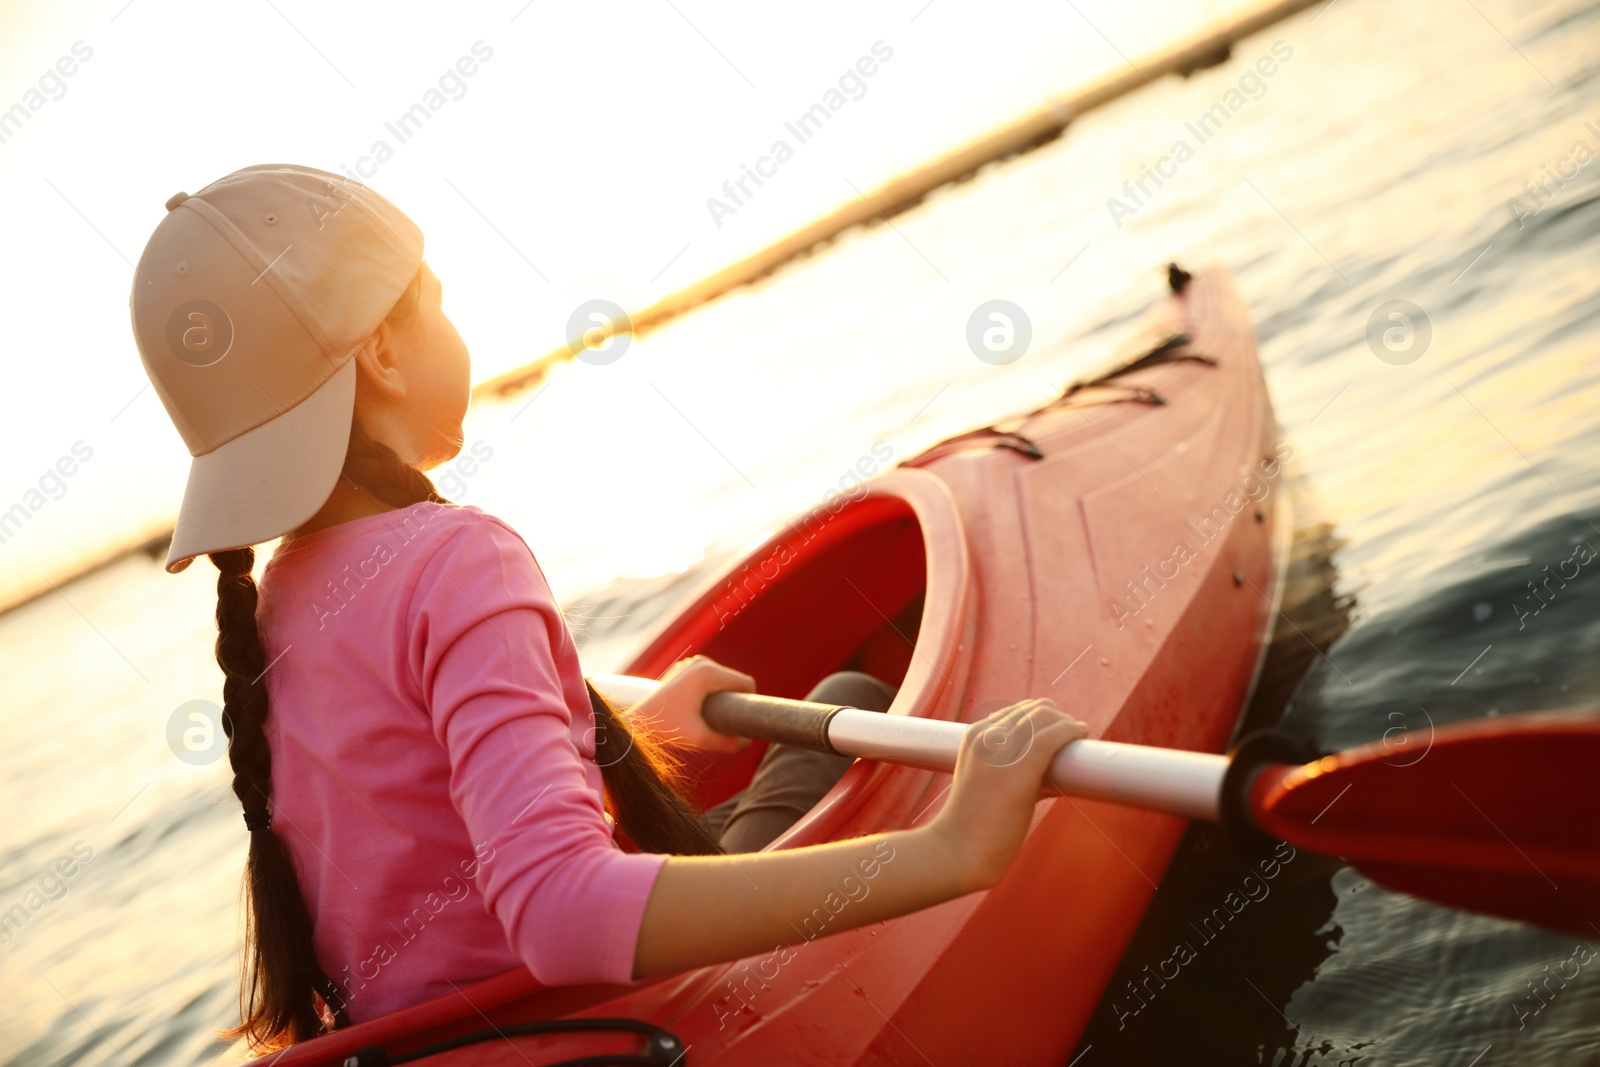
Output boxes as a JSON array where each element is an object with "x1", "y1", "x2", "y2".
[{"x1": 129, "y1": 163, "x2": 424, "y2": 573}]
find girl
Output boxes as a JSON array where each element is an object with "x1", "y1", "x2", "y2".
[{"x1": 129, "y1": 164, "x2": 1086, "y2": 1051}]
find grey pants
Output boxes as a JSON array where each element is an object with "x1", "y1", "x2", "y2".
[{"x1": 702, "y1": 671, "x2": 895, "y2": 853}]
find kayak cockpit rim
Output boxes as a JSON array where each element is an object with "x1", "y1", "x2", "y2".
[{"x1": 621, "y1": 468, "x2": 976, "y2": 839}]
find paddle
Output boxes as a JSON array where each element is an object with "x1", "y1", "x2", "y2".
[{"x1": 590, "y1": 674, "x2": 1600, "y2": 937}]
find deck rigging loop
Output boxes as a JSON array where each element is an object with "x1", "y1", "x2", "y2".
[
  {"x1": 1058, "y1": 331, "x2": 1218, "y2": 405},
  {"x1": 991, "y1": 432, "x2": 1045, "y2": 459},
  {"x1": 340, "y1": 1017, "x2": 686, "y2": 1067},
  {"x1": 904, "y1": 427, "x2": 1047, "y2": 466}
]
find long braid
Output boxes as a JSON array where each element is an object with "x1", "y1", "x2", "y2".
[{"x1": 212, "y1": 547, "x2": 337, "y2": 1048}]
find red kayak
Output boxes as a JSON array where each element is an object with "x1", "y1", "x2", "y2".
[{"x1": 261, "y1": 265, "x2": 1286, "y2": 1066}]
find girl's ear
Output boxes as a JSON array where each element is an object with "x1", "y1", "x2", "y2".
[{"x1": 352, "y1": 321, "x2": 407, "y2": 402}]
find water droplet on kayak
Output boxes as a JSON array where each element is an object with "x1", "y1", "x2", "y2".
[{"x1": 1472, "y1": 602, "x2": 1492, "y2": 623}]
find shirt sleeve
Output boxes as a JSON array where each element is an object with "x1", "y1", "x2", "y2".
[{"x1": 407, "y1": 515, "x2": 668, "y2": 987}]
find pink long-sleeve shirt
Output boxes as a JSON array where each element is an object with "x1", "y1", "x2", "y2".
[{"x1": 255, "y1": 501, "x2": 668, "y2": 1022}]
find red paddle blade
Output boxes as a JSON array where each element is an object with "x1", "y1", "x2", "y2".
[{"x1": 1249, "y1": 712, "x2": 1600, "y2": 936}]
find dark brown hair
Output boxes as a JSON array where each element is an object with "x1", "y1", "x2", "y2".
[{"x1": 214, "y1": 271, "x2": 719, "y2": 1051}]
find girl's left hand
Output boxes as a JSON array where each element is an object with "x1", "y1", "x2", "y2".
[{"x1": 629, "y1": 655, "x2": 756, "y2": 753}]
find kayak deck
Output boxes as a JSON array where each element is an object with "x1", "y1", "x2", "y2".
[{"x1": 262, "y1": 266, "x2": 1284, "y2": 1066}]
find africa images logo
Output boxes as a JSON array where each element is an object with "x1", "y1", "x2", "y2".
[{"x1": 165, "y1": 299, "x2": 234, "y2": 367}]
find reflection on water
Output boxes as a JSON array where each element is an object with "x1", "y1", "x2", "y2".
[{"x1": 4, "y1": 0, "x2": 1600, "y2": 1062}]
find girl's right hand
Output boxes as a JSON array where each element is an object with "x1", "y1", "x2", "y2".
[{"x1": 927, "y1": 699, "x2": 1089, "y2": 893}]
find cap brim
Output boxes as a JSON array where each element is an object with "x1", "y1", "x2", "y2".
[{"x1": 165, "y1": 360, "x2": 356, "y2": 573}]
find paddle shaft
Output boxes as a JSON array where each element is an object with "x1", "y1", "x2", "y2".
[{"x1": 589, "y1": 674, "x2": 1229, "y2": 821}]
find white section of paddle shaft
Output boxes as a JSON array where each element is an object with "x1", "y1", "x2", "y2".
[
  {"x1": 827, "y1": 709, "x2": 1226, "y2": 821},
  {"x1": 588, "y1": 674, "x2": 1228, "y2": 822}
]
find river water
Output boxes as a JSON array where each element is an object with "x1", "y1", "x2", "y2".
[{"x1": 3, "y1": 0, "x2": 1598, "y2": 1062}]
